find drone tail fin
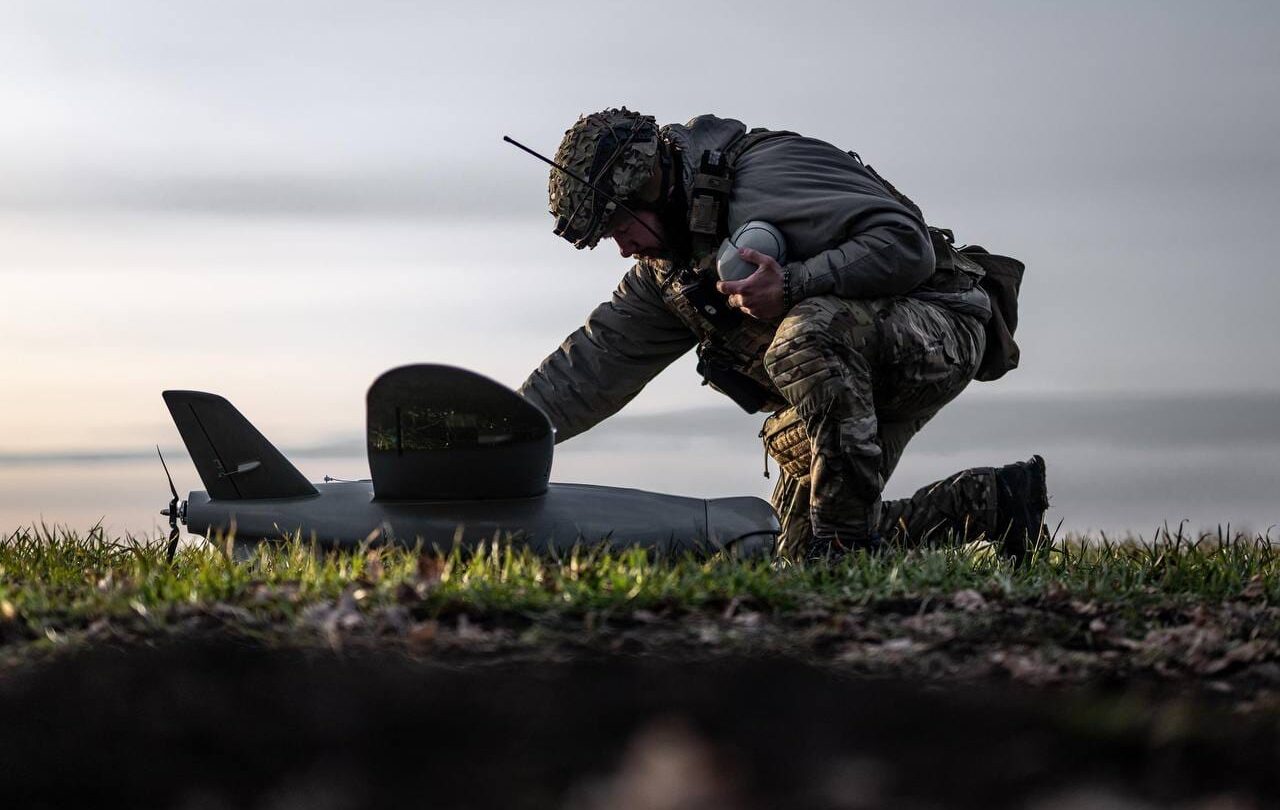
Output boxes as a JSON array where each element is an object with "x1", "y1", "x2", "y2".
[{"x1": 162, "y1": 391, "x2": 318, "y2": 500}]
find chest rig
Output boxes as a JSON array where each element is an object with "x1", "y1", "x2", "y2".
[{"x1": 660, "y1": 129, "x2": 795, "y2": 414}]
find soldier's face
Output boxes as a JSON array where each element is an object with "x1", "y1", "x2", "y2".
[{"x1": 606, "y1": 208, "x2": 666, "y2": 259}]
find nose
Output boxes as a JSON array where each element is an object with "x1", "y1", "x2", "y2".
[{"x1": 612, "y1": 228, "x2": 634, "y2": 257}]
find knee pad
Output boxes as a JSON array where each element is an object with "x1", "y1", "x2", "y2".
[{"x1": 764, "y1": 298, "x2": 880, "y2": 404}]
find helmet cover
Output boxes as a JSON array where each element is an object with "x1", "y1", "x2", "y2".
[{"x1": 548, "y1": 107, "x2": 659, "y2": 249}]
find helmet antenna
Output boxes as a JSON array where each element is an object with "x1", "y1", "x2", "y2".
[{"x1": 502, "y1": 135, "x2": 668, "y2": 249}]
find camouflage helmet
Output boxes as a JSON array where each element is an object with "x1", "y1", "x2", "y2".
[{"x1": 548, "y1": 107, "x2": 660, "y2": 249}]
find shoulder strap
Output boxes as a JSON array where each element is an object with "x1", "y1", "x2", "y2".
[
  {"x1": 687, "y1": 129, "x2": 798, "y2": 260},
  {"x1": 687, "y1": 149, "x2": 734, "y2": 260}
]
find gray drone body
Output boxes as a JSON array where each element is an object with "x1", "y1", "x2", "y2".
[
  {"x1": 163, "y1": 365, "x2": 778, "y2": 557},
  {"x1": 716, "y1": 220, "x2": 788, "y2": 281}
]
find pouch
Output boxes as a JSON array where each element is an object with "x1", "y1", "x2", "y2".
[
  {"x1": 761, "y1": 408, "x2": 811, "y2": 481},
  {"x1": 959, "y1": 245, "x2": 1025, "y2": 381}
]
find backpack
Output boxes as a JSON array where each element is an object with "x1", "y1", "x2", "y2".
[{"x1": 959, "y1": 244, "x2": 1024, "y2": 381}]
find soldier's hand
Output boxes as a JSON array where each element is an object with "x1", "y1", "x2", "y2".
[{"x1": 716, "y1": 248, "x2": 786, "y2": 321}]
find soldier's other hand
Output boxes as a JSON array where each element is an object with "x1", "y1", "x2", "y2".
[{"x1": 716, "y1": 248, "x2": 785, "y2": 320}]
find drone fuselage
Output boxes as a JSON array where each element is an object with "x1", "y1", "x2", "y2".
[
  {"x1": 185, "y1": 480, "x2": 778, "y2": 556},
  {"x1": 166, "y1": 365, "x2": 780, "y2": 558}
]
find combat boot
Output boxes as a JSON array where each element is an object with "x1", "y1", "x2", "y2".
[{"x1": 994, "y1": 455, "x2": 1049, "y2": 562}]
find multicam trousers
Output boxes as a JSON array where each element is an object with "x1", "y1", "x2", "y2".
[{"x1": 761, "y1": 295, "x2": 999, "y2": 559}]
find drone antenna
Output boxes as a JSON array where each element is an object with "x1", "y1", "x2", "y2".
[{"x1": 502, "y1": 135, "x2": 669, "y2": 249}]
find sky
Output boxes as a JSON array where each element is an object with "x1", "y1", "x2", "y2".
[{"x1": 1, "y1": 1, "x2": 1278, "y2": 533}]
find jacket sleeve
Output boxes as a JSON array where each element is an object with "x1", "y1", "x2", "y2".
[
  {"x1": 518, "y1": 264, "x2": 696, "y2": 443},
  {"x1": 730, "y1": 136, "x2": 936, "y2": 302},
  {"x1": 786, "y1": 212, "x2": 935, "y2": 301}
]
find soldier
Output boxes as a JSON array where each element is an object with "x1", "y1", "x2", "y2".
[{"x1": 517, "y1": 108, "x2": 1048, "y2": 560}]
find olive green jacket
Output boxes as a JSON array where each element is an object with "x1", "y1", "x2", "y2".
[{"x1": 519, "y1": 115, "x2": 978, "y2": 442}]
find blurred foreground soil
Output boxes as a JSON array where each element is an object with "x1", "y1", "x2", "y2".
[{"x1": 1, "y1": 638, "x2": 1276, "y2": 809}]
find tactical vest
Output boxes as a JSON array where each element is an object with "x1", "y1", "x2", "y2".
[{"x1": 658, "y1": 128, "x2": 796, "y2": 414}]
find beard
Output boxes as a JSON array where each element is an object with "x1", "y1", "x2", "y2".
[{"x1": 651, "y1": 204, "x2": 689, "y2": 265}]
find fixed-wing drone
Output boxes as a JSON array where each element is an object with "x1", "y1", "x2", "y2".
[{"x1": 160, "y1": 365, "x2": 779, "y2": 558}]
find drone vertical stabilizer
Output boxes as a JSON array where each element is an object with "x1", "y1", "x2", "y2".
[{"x1": 162, "y1": 391, "x2": 317, "y2": 501}]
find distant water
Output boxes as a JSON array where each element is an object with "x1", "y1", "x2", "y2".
[{"x1": 2, "y1": 393, "x2": 1277, "y2": 540}]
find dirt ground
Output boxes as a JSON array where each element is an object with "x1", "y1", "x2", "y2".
[
  {"x1": 2, "y1": 627, "x2": 1278, "y2": 809},
  {"x1": 26, "y1": 582, "x2": 1276, "y2": 705}
]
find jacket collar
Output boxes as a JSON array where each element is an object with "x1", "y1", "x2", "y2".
[{"x1": 661, "y1": 115, "x2": 748, "y2": 193}]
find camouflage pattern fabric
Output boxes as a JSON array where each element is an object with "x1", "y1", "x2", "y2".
[
  {"x1": 762, "y1": 295, "x2": 992, "y2": 559},
  {"x1": 877, "y1": 464, "x2": 999, "y2": 545},
  {"x1": 548, "y1": 108, "x2": 660, "y2": 250},
  {"x1": 772, "y1": 460, "x2": 1000, "y2": 559}
]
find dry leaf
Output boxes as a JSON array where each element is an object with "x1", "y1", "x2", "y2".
[{"x1": 952, "y1": 589, "x2": 986, "y2": 612}]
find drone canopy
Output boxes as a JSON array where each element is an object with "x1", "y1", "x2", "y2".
[{"x1": 366, "y1": 365, "x2": 554, "y2": 501}]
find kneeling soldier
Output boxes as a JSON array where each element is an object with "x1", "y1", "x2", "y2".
[{"x1": 517, "y1": 108, "x2": 1048, "y2": 560}]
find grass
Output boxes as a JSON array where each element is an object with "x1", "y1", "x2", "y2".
[
  {"x1": 1, "y1": 523, "x2": 1277, "y2": 644},
  {"x1": 8, "y1": 526, "x2": 1280, "y2": 804}
]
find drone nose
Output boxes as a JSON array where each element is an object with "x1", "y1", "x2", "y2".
[{"x1": 161, "y1": 507, "x2": 171, "y2": 517}]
